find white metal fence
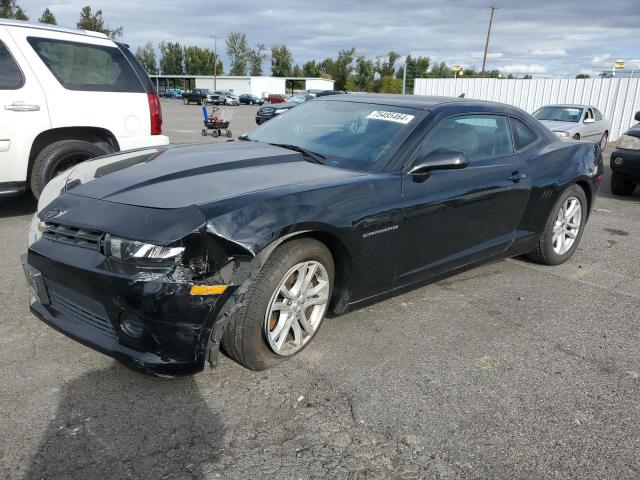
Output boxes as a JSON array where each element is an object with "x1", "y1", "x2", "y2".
[{"x1": 413, "y1": 77, "x2": 640, "y2": 139}]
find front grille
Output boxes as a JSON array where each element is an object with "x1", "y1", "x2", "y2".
[
  {"x1": 49, "y1": 290, "x2": 117, "y2": 340},
  {"x1": 43, "y1": 223, "x2": 103, "y2": 250}
]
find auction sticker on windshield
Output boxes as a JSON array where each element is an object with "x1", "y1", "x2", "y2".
[{"x1": 366, "y1": 111, "x2": 415, "y2": 124}]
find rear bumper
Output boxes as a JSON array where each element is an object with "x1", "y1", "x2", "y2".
[
  {"x1": 22, "y1": 240, "x2": 229, "y2": 376},
  {"x1": 611, "y1": 149, "x2": 640, "y2": 181}
]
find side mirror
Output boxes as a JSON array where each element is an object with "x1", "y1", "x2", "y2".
[
  {"x1": 584, "y1": 117, "x2": 595, "y2": 124},
  {"x1": 634, "y1": 111, "x2": 640, "y2": 122},
  {"x1": 409, "y1": 148, "x2": 469, "y2": 176}
]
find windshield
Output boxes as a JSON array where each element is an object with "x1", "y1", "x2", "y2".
[
  {"x1": 533, "y1": 106, "x2": 583, "y2": 123},
  {"x1": 290, "y1": 94, "x2": 309, "y2": 103},
  {"x1": 247, "y1": 100, "x2": 419, "y2": 171}
]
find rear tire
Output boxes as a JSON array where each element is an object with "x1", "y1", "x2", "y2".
[
  {"x1": 572, "y1": 134, "x2": 580, "y2": 140},
  {"x1": 221, "y1": 238, "x2": 334, "y2": 370},
  {"x1": 611, "y1": 173, "x2": 636, "y2": 196},
  {"x1": 30, "y1": 140, "x2": 106, "y2": 199},
  {"x1": 526, "y1": 184, "x2": 587, "y2": 266}
]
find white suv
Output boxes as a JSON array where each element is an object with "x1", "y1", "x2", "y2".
[{"x1": 0, "y1": 20, "x2": 169, "y2": 198}]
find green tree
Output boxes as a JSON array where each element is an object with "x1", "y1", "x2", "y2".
[
  {"x1": 402, "y1": 55, "x2": 430, "y2": 93},
  {"x1": 38, "y1": 7, "x2": 56, "y2": 24},
  {"x1": 247, "y1": 44, "x2": 267, "y2": 76},
  {"x1": 379, "y1": 75, "x2": 402, "y2": 93},
  {"x1": 331, "y1": 48, "x2": 356, "y2": 90},
  {"x1": 302, "y1": 60, "x2": 320, "y2": 77},
  {"x1": 159, "y1": 41, "x2": 184, "y2": 75},
  {"x1": 353, "y1": 55, "x2": 375, "y2": 92},
  {"x1": 576, "y1": 73, "x2": 590, "y2": 79},
  {"x1": 135, "y1": 42, "x2": 157, "y2": 75},
  {"x1": 77, "y1": 6, "x2": 123, "y2": 38},
  {"x1": 184, "y1": 46, "x2": 221, "y2": 75},
  {"x1": 376, "y1": 51, "x2": 401, "y2": 78},
  {"x1": 271, "y1": 44, "x2": 293, "y2": 77},
  {"x1": 1, "y1": 0, "x2": 27, "y2": 19},
  {"x1": 429, "y1": 61, "x2": 452, "y2": 78},
  {"x1": 226, "y1": 32, "x2": 249, "y2": 76},
  {"x1": 318, "y1": 58, "x2": 335, "y2": 79}
]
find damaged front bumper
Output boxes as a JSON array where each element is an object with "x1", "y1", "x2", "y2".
[{"x1": 22, "y1": 240, "x2": 234, "y2": 376}]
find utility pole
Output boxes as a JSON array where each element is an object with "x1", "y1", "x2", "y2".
[
  {"x1": 481, "y1": 5, "x2": 497, "y2": 76},
  {"x1": 402, "y1": 62, "x2": 407, "y2": 94},
  {"x1": 211, "y1": 36, "x2": 220, "y2": 90}
]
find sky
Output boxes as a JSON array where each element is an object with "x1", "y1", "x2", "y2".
[{"x1": 18, "y1": 0, "x2": 640, "y2": 78}]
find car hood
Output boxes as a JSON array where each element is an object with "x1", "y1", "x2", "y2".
[
  {"x1": 537, "y1": 120, "x2": 579, "y2": 132},
  {"x1": 625, "y1": 124, "x2": 640, "y2": 138},
  {"x1": 64, "y1": 142, "x2": 363, "y2": 209}
]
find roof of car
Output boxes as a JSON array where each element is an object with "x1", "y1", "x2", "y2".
[
  {"x1": 541, "y1": 104, "x2": 594, "y2": 109},
  {"x1": 0, "y1": 19, "x2": 108, "y2": 39},
  {"x1": 319, "y1": 93, "x2": 512, "y2": 111}
]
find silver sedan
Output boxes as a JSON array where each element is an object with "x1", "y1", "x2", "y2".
[{"x1": 532, "y1": 104, "x2": 610, "y2": 150}]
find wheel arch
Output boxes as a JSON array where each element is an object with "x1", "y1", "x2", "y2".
[
  {"x1": 575, "y1": 179, "x2": 593, "y2": 216},
  {"x1": 28, "y1": 127, "x2": 120, "y2": 181},
  {"x1": 250, "y1": 228, "x2": 355, "y2": 316}
]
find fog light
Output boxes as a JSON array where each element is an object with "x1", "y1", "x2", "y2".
[
  {"x1": 120, "y1": 312, "x2": 145, "y2": 337},
  {"x1": 614, "y1": 157, "x2": 624, "y2": 166}
]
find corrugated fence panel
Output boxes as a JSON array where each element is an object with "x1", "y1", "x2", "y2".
[{"x1": 413, "y1": 78, "x2": 640, "y2": 139}]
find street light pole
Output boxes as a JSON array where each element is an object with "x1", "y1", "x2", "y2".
[{"x1": 211, "y1": 36, "x2": 220, "y2": 91}]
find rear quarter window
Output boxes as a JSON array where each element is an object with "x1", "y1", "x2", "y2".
[
  {"x1": 0, "y1": 41, "x2": 24, "y2": 89},
  {"x1": 27, "y1": 37, "x2": 144, "y2": 93},
  {"x1": 510, "y1": 117, "x2": 539, "y2": 151}
]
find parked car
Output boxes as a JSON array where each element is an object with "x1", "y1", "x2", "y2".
[
  {"x1": 532, "y1": 104, "x2": 610, "y2": 150},
  {"x1": 161, "y1": 88, "x2": 183, "y2": 99},
  {"x1": 239, "y1": 94, "x2": 264, "y2": 105},
  {"x1": 610, "y1": 110, "x2": 640, "y2": 195},
  {"x1": 214, "y1": 91, "x2": 239, "y2": 106},
  {"x1": 256, "y1": 90, "x2": 343, "y2": 124},
  {"x1": 0, "y1": 20, "x2": 168, "y2": 198},
  {"x1": 23, "y1": 94, "x2": 603, "y2": 376},
  {"x1": 182, "y1": 88, "x2": 217, "y2": 105},
  {"x1": 266, "y1": 94, "x2": 287, "y2": 104}
]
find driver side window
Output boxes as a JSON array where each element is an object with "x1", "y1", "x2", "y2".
[{"x1": 420, "y1": 114, "x2": 513, "y2": 160}]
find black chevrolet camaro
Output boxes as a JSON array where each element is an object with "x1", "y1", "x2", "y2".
[{"x1": 23, "y1": 95, "x2": 603, "y2": 376}]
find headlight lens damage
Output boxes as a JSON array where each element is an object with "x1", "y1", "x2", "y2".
[{"x1": 104, "y1": 234, "x2": 184, "y2": 262}]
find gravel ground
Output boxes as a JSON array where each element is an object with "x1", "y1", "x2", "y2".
[{"x1": 1, "y1": 103, "x2": 639, "y2": 479}]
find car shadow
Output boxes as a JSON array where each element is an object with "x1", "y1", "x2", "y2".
[
  {"x1": 25, "y1": 364, "x2": 224, "y2": 480},
  {"x1": 1, "y1": 193, "x2": 36, "y2": 218}
]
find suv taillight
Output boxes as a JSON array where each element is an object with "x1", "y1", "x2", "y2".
[{"x1": 147, "y1": 92, "x2": 162, "y2": 135}]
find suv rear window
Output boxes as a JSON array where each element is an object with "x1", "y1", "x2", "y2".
[
  {"x1": 0, "y1": 41, "x2": 24, "y2": 89},
  {"x1": 27, "y1": 37, "x2": 144, "y2": 93}
]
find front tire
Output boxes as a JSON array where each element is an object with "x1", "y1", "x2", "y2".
[
  {"x1": 30, "y1": 140, "x2": 106, "y2": 199},
  {"x1": 527, "y1": 184, "x2": 587, "y2": 266},
  {"x1": 222, "y1": 238, "x2": 334, "y2": 370},
  {"x1": 611, "y1": 173, "x2": 636, "y2": 196}
]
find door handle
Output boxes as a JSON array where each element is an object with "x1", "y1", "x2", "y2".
[
  {"x1": 0, "y1": 139, "x2": 10, "y2": 152},
  {"x1": 4, "y1": 102, "x2": 40, "y2": 112},
  {"x1": 509, "y1": 172, "x2": 527, "y2": 182}
]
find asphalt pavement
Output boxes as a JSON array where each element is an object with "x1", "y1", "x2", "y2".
[{"x1": 1, "y1": 102, "x2": 639, "y2": 479}]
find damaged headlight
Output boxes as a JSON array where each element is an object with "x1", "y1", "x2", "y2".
[{"x1": 104, "y1": 234, "x2": 184, "y2": 262}]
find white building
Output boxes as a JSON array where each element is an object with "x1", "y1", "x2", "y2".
[{"x1": 150, "y1": 75, "x2": 335, "y2": 98}]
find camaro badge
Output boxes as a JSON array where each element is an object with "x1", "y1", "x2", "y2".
[{"x1": 362, "y1": 225, "x2": 399, "y2": 238}]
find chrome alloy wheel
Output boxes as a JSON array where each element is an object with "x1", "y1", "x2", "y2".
[
  {"x1": 264, "y1": 261, "x2": 330, "y2": 356},
  {"x1": 552, "y1": 196, "x2": 582, "y2": 255}
]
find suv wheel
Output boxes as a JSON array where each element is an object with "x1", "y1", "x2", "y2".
[
  {"x1": 611, "y1": 173, "x2": 636, "y2": 196},
  {"x1": 30, "y1": 140, "x2": 106, "y2": 199}
]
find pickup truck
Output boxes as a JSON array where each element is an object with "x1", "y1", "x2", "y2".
[{"x1": 182, "y1": 89, "x2": 218, "y2": 105}]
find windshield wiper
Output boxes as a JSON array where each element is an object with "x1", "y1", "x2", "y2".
[{"x1": 269, "y1": 143, "x2": 326, "y2": 164}]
